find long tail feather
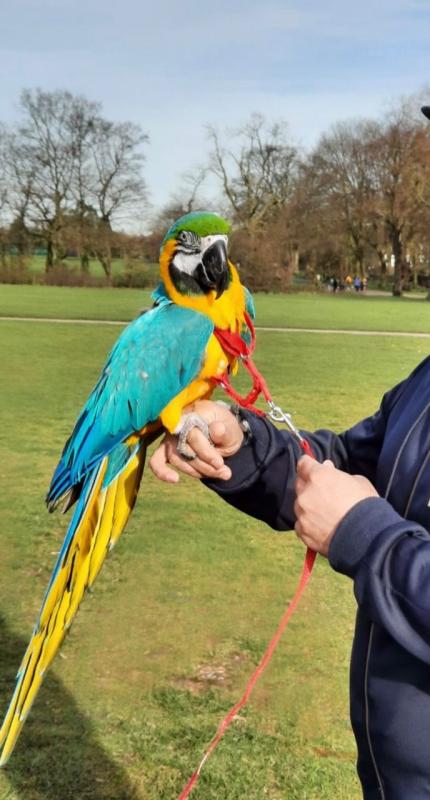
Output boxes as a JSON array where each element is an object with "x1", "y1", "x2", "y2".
[{"x1": 0, "y1": 441, "x2": 146, "y2": 766}]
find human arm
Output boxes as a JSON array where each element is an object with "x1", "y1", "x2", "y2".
[
  {"x1": 149, "y1": 398, "x2": 384, "y2": 530},
  {"x1": 150, "y1": 366, "x2": 413, "y2": 529},
  {"x1": 151, "y1": 405, "x2": 430, "y2": 663},
  {"x1": 327, "y1": 496, "x2": 430, "y2": 663},
  {"x1": 292, "y1": 453, "x2": 430, "y2": 662}
]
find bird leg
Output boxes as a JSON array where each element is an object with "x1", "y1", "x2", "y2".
[{"x1": 176, "y1": 413, "x2": 212, "y2": 460}]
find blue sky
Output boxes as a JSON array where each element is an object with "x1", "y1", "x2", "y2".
[{"x1": 1, "y1": 0, "x2": 429, "y2": 226}]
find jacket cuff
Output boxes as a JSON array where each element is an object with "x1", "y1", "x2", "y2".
[
  {"x1": 204, "y1": 410, "x2": 275, "y2": 494},
  {"x1": 328, "y1": 496, "x2": 406, "y2": 578}
]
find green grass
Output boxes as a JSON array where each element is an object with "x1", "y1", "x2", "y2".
[
  {"x1": 0, "y1": 297, "x2": 427, "y2": 798},
  {"x1": 0, "y1": 284, "x2": 153, "y2": 321},
  {"x1": 1, "y1": 283, "x2": 430, "y2": 332},
  {"x1": 252, "y1": 291, "x2": 430, "y2": 332}
]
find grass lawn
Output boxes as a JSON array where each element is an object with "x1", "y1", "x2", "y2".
[
  {"x1": 0, "y1": 300, "x2": 427, "y2": 799},
  {"x1": 1, "y1": 282, "x2": 430, "y2": 332}
]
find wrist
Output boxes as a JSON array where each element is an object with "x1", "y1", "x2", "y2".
[{"x1": 229, "y1": 403, "x2": 252, "y2": 447}]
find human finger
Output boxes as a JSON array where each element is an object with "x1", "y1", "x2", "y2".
[
  {"x1": 209, "y1": 420, "x2": 227, "y2": 445},
  {"x1": 294, "y1": 475, "x2": 306, "y2": 496},
  {"x1": 149, "y1": 442, "x2": 180, "y2": 483},
  {"x1": 294, "y1": 518, "x2": 306, "y2": 540},
  {"x1": 163, "y1": 446, "x2": 204, "y2": 479},
  {"x1": 186, "y1": 427, "x2": 226, "y2": 469},
  {"x1": 353, "y1": 475, "x2": 379, "y2": 495},
  {"x1": 168, "y1": 448, "x2": 231, "y2": 480},
  {"x1": 209, "y1": 419, "x2": 244, "y2": 456},
  {"x1": 296, "y1": 454, "x2": 318, "y2": 480}
]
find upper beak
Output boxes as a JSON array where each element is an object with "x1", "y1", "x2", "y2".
[{"x1": 194, "y1": 239, "x2": 229, "y2": 298}]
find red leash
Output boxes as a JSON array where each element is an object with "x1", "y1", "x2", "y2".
[{"x1": 177, "y1": 314, "x2": 317, "y2": 799}]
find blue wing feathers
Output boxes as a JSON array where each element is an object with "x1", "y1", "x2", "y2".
[
  {"x1": 244, "y1": 287, "x2": 256, "y2": 321},
  {"x1": 46, "y1": 302, "x2": 213, "y2": 509}
]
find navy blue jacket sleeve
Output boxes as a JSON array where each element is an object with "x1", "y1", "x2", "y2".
[
  {"x1": 329, "y1": 497, "x2": 430, "y2": 664},
  {"x1": 205, "y1": 413, "x2": 349, "y2": 530},
  {"x1": 204, "y1": 375, "x2": 408, "y2": 531}
]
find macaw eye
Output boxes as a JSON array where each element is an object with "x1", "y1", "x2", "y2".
[{"x1": 177, "y1": 230, "x2": 201, "y2": 253}]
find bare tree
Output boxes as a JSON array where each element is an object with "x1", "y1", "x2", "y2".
[
  {"x1": 0, "y1": 125, "x2": 10, "y2": 267},
  {"x1": 292, "y1": 100, "x2": 430, "y2": 293},
  {"x1": 151, "y1": 166, "x2": 210, "y2": 231},
  {"x1": 3, "y1": 89, "x2": 149, "y2": 279},
  {"x1": 83, "y1": 119, "x2": 148, "y2": 280},
  {"x1": 207, "y1": 114, "x2": 297, "y2": 230},
  {"x1": 367, "y1": 106, "x2": 430, "y2": 294},
  {"x1": 0, "y1": 126, "x2": 8, "y2": 218},
  {"x1": 303, "y1": 121, "x2": 379, "y2": 277},
  {"x1": 5, "y1": 90, "x2": 100, "y2": 270}
]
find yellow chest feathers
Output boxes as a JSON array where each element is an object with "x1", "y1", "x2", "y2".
[{"x1": 159, "y1": 332, "x2": 237, "y2": 433}]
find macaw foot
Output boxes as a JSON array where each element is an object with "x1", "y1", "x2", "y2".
[{"x1": 176, "y1": 413, "x2": 211, "y2": 460}]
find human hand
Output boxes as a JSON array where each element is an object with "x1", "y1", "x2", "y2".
[
  {"x1": 294, "y1": 455, "x2": 378, "y2": 556},
  {"x1": 149, "y1": 399, "x2": 244, "y2": 483}
]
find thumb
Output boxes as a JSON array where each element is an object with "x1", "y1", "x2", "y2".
[
  {"x1": 209, "y1": 417, "x2": 244, "y2": 456},
  {"x1": 296, "y1": 453, "x2": 317, "y2": 479},
  {"x1": 209, "y1": 420, "x2": 228, "y2": 445}
]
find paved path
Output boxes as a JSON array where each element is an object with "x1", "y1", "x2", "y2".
[{"x1": 1, "y1": 315, "x2": 430, "y2": 338}]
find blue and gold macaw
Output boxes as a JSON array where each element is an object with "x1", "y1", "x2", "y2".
[{"x1": 0, "y1": 211, "x2": 255, "y2": 765}]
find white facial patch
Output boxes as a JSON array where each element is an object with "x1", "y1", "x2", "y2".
[
  {"x1": 172, "y1": 250, "x2": 201, "y2": 275},
  {"x1": 172, "y1": 233, "x2": 228, "y2": 275}
]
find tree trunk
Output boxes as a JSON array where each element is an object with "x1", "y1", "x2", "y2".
[
  {"x1": 96, "y1": 219, "x2": 113, "y2": 284},
  {"x1": 291, "y1": 244, "x2": 300, "y2": 274},
  {"x1": 80, "y1": 252, "x2": 90, "y2": 273},
  {"x1": 376, "y1": 249, "x2": 387, "y2": 276},
  {"x1": 45, "y1": 239, "x2": 54, "y2": 272},
  {"x1": 390, "y1": 227, "x2": 405, "y2": 297},
  {"x1": 96, "y1": 250, "x2": 112, "y2": 284},
  {"x1": 0, "y1": 239, "x2": 7, "y2": 268}
]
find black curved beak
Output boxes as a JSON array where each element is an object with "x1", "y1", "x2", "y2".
[
  {"x1": 422, "y1": 106, "x2": 430, "y2": 121},
  {"x1": 193, "y1": 240, "x2": 229, "y2": 298}
]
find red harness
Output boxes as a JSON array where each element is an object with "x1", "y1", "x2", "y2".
[
  {"x1": 178, "y1": 314, "x2": 316, "y2": 799},
  {"x1": 213, "y1": 312, "x2": 313, "y2": 456},
  {"x1": 212, "y1": 312, "x2": 269, "y2": 413}
]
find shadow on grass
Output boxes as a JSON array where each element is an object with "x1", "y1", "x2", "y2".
[{"x1": 0, "y1": 615, "x2": 137, "y2": 800}]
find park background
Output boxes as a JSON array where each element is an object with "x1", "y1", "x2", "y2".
[{"x1": 1, "y1": 1, "x2": 430, "y2": 798}]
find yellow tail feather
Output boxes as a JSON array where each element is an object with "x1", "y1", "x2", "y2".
[{"x1": 0, "y1": 443, "x2": 146, "y2": 766}]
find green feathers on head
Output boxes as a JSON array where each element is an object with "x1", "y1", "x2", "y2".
[{"x1": 162, "y1": 211, "x2": 231, "y2": 245}]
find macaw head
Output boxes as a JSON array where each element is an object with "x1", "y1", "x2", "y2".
[{"x1": 160, "y1": 211, "x2": 232, "y2": 300}]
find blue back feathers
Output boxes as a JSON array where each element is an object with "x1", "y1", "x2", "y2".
[{"x1": 47, "y1": 297, "x2": 214, "y2": 507}]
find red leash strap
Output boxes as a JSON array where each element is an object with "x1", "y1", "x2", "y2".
[
  {"x1": 178, "y1": 542, "x2": 316, "y2": 800},
  {"x1": 177, "y1": 316, "x2": 317, "y2": 799}
]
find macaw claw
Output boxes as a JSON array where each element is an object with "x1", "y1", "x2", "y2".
[{"x1": 176, "y1": 413, "x2": 212, "y2": 460}]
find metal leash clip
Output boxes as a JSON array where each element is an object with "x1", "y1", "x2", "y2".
[{"x1": 266, "y1": 399, "x2": 305, "y2": 443}]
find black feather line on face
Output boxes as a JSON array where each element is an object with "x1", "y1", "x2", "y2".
[
  {"x1": 169, "y1": 263, "x2": 205, "y2": 295},
  {"x1": 176, "y1": 230, "x2": 201, "y2": 254}
]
